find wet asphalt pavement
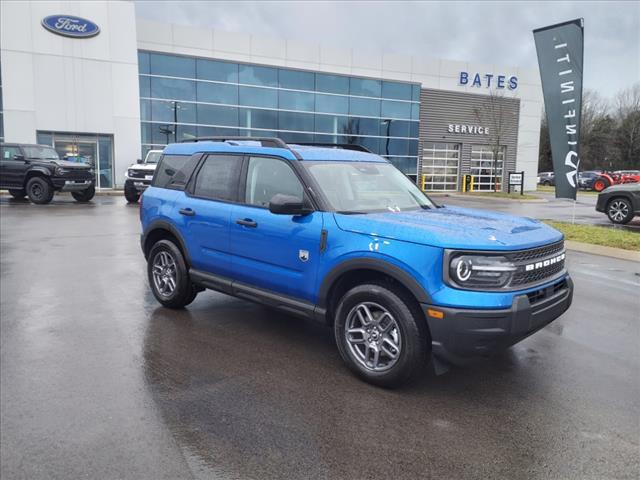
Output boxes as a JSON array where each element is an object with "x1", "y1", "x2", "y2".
[
  {"x1": 437, "y1": 191, "x2": 640, "y2": 231},
  {"x1": 1, "y1": 195, "x2": 639, "y2": 480}
]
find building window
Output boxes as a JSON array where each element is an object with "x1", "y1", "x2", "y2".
[
  {"x1": 470, "y1": 145, "x2": 505, "y2": 191},
  {"x1": 422, "y1": 142, "x2": 460, "y2": 191},
  {"x1": 138, "y1": 51, "x2": 420, "y2": 175}
]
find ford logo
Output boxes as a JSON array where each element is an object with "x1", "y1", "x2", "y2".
[{"x1": 41, "y1": 15, "x2": 100, "y2": 38}]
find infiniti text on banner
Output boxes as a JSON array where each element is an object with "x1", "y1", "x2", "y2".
[{"x1": 533, "y1": 19, "x2": 584, "y2": 200}]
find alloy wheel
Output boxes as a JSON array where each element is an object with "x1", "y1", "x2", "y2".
[
  {"x1": 345, "y1": 302, "x2": 402, "y2": 372},
  {"x1": 152, "y1": 251, "x2": 177, "y2": 297},
  {"x1": 609, "y1": 201, "x2": 629, "y2": 222}
]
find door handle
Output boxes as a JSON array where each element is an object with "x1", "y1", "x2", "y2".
[
  {"x1": 179, "y1": 208, "x2": 195, "y2": 216},
  {"x1": 236, "y1": 218, "x2": 257, "y2": 228}
]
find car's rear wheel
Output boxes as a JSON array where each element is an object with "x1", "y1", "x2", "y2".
[
  {"x1": 8, "y1": 189, "x2": 26, "y2": 199},
  {"x1": 71, "y1": 185, "x2": 95, "y2": 202},
  {"x1": 607, "y1": 197, "x2": 633, "y2": 224},
  {"x1": 26, "y1": 177, "x2": 54, "y2": 204},
  {"x1": 148, "y1": 239, "x2": 198, "y2": 308},
  {"x1": 124, "y1": 185, "x2": 140, "y2": 203},
  {"x1": 593, "y1": 177, "x2": 610, "y2": 192},
  {"x1": 334, "y1": 283, "x2": 430, "y2": 388}
]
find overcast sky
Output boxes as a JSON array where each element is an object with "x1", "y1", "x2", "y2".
[{"x1": 135, "y1": 1, "x2": 639, "y2": 98}]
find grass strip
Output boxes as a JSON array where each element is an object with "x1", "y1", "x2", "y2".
[{"x1": 544, "y1": 220, "x2": 640, "y2": 251}]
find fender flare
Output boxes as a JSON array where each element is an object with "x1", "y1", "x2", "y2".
[
  {"x1": 317, "y1": 257, "x2": 432, "y2": 309},
  {"x1": 142, "y1": 220, "x2": 192, "y2": 265},
  {"x1": 25, "y1": 167, "x2": 53, "y2": 182}
]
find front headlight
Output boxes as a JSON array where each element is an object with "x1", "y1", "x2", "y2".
[
  {"x1": 55, "y1": 167, "x2": 68, "y2": 175},
  {"x1": 448, "y1": 254, "x2": 516, "y2": 289},
  {"x1": 127, "y1": 169, "x2": 134, "y2": 177}
]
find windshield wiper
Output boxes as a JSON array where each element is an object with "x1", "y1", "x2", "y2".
[{"x1": 335, "y1": 210, "x2": 368, "y2": 215}]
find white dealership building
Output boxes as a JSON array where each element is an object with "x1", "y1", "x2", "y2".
[{"x1": 0, "y1": 0, "x2": 543, "y2": 191}]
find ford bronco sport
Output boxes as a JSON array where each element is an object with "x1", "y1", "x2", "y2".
[
  {"x1": 140, "y1": 137, "x2": 573, "y2": 387},
  {"x1": 1, "y1": 143, "x2": 95, "y2": 204}
]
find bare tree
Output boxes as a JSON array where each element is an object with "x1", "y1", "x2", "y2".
[
  {"x1": 613, "y1": 83, "x2": 640, "y2": 169},
  {"x1": 473, "y1": 90, "x2": 509, "y2": 191}
]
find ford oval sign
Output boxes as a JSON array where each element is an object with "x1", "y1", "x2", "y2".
[{"x1": 41, "y1": 15, "x2": 100, "y2": 38}]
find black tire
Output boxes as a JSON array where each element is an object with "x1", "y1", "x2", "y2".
[
  {"x1": 8, "y1": 189, "x2": 26, "y2": 199},
  {"x1": 147, "y1": 239, "x2": 198, "y2": 309},
  {"x1": 333, "y1": 283, "x2": 430, "y2": 388},
  {"x1": 124, "y1": 186, "x2": 140, "y2": 203},
  {"x1": 607, "y1": 197, "x2": 634, "y2": 224},
  {"x1": 71, "y1": 185, "x2": 95, "y2": 202},
  {"x1": 542, "y1": 180, "x2": 551, "y2": 186},
  {"x1": 26, "y1": 177, "x2": 54, "y2": 204}
]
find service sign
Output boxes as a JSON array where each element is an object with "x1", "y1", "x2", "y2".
[
  {"x1": 509, "y1": 172, "x2": 523, "y2": 184},
  {"x1": 41, "y1": 15, "x2": 100, "y2": 38}
]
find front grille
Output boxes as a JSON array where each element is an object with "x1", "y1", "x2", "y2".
[
  {"x1": 511, "y1": 261, "x2": 565, "y2": 286},
  {"x1": 509, "y1": 240, "x2": 564, "y2": 262},
  {"x1": 128, "y1": 170, "x2": 147, "y2": 179},
  {"x1": 507, "y1": 240, "x2": 566, "y2": 288},
  {"x1": 63, "y1": 170, "x2": 93, "y2": 181}
]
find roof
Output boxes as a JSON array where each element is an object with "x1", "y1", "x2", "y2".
[{"x1": 162, "y1": 140, "x2": 387, "y2": 163}]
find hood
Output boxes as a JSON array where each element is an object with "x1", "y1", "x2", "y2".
[
  {"x1": 128, "y1": 163, "x2": 157, "y2": 171},
  {"x1": 603, "y1": 183, "x2": 640, "y2": 193},
  {"x1": 333, "y1": 206, "x2": 563, "y2": 250},
  {"x1": 53, "y1": 160, "x2": 91, "y2": 169}
]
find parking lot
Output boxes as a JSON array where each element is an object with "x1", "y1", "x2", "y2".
[{"x1": 1, "y1": 196, "x2": 639, "y2": 480}]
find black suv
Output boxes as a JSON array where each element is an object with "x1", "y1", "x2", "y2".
[{"x1": 0, "y1": 143, "x2": 95, "y2": 204}]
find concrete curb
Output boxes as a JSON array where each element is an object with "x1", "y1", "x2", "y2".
[{"x1": 565, "y1": 240, "x2": 640, "y2": 262}]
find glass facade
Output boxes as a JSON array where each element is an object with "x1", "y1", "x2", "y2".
[{"x1": 138, "y1": 51, "x2": 420, "y2": 174}]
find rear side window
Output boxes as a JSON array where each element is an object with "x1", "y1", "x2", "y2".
[
  {"x1": 1, "y1": 146, "x2": 21, "y2": 161},
  {"x1": 152, "y1": 154, "x2": 200, "y2": 189},
  {"x1": 192, "y1": 154, "x2": 242, "y2": 201}
]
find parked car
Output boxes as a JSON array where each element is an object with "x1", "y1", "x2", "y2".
[
  {"x1": 595, "y1": 184, "x2": 640, "y2": 224},
  {"x1": 592, "y1": 170, "x2": 640, "y2": 192},
  {"x1": 0, "y1": 143, "x2": 95, "y2": 204},
  {"x1": 578, "y1": 170, "x2": 601, "y2": 190},
  {"x1": 123, "y1": 150, "x2": 162, "y2": 203},
  {"x1": 140, "y1": 137, "x2": 573, "y2": 387},
  {"x1": 537, "y1": 171, "x2": 555, "y2": 186}
]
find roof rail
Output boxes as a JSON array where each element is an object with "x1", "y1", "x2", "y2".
[
  {"x1": 291, "y1": 142, "x2": 372, "y2": 153},
  {"x1": 180, "y1": 136, "x2": 289, "y2": 149}
]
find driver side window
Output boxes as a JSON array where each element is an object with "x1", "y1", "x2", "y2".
[{"x1": 244, "y1": 156, "x2": 303, "y2": 207}]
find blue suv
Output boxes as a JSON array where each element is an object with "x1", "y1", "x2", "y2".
[{"x1": 140, "y1": 137, "x2": 573, "y2": 387}]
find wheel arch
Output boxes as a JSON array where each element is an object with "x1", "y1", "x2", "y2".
[
  {"x1": 318, "y1": 258, "x2": 432, "y2": 325},
  {"x1": 143, "y1": 220, "x2": 191, "y2": 266},
  {"x1": 23, "y1": 168, "x2": 53, "y2": 186}
]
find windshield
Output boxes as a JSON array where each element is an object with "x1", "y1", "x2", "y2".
[
  {"x1": 145, "y1": 151, "x2": 162, "y2": 164},
  {"x1": 304, "y1": 161, "x2": 435, "y2": 213},
  {"x1": 22, "y1": 146, "x2": 59, "y2": 160}
]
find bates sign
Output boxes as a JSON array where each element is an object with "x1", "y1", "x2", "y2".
[{"x1": 41, "y1": 15, "x2": 100, "y2": 38}]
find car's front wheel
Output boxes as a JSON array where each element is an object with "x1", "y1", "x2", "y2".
[
  {"x1": 334, "y1": 283, "x2": 430, "y2": 388},
  {"x1": 71, "y1": 185, "x2": 96, "y2": 202},
  {"x1": 607, "y1": 197, "x2": 634, "y2": 224},
  {"x1": 124, "y1": 185, "x2": 140, "y2": 203},
  {"x1": 26, "y1": 177, "x2": 54, "y2": 204},
  {"x1": 147, "y1": 239, "x2": 198, "y2": 308},
  {"x1": 8, "y1": 189, "x2": 26, "y2": 199}
]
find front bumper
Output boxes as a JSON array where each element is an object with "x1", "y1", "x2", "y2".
[
  {"x1": 125, "y1": 178, "x2": 151, "y2": 192},
  {"x1": 422, "y1": 275, "x2": 573, "y2": 364},
  {"x1": 52, "y1": 179, "x2": 94, "y2": 191}
]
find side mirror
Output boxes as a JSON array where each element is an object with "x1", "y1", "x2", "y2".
[
  {"x1": 136, "y1": 158, "x2": 143, "y2": 164},
  {"x1": 13, "y1": 154, "x2": 25, "y2": 161},
  {"x1": 268, "y1": 194, "x2": 312, "y2": 216}
]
